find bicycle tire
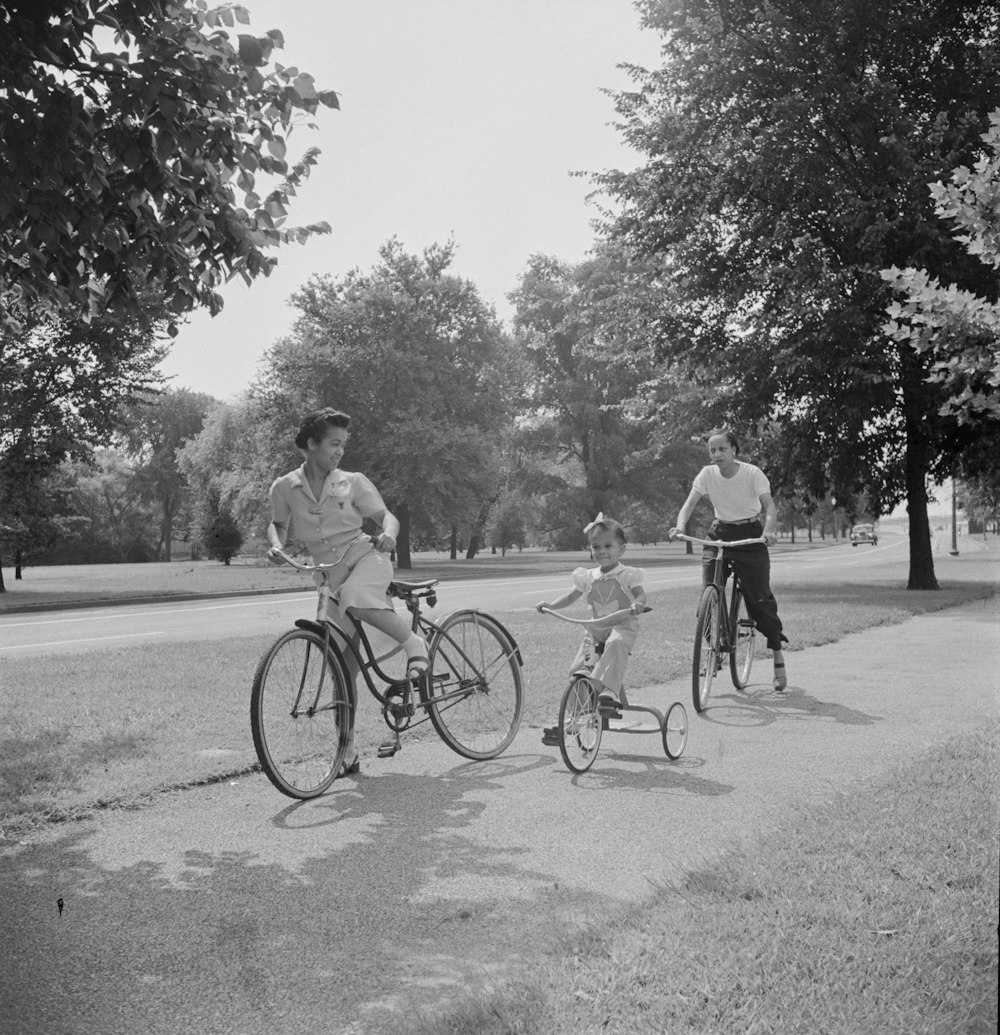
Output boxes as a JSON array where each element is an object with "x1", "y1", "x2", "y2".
[
  {"x1": 424, "y1": 610, "x2": 524, "y2": 760},
  {"x1": 250, "y1": 628, "x2": 352, "y2": 799},
  {"x1": 692, "y1": 586, "x2": 722, "y2": 713},
  {"x1": 662, "y1": 701, "x2": 688, "y2": 760},
  {"x1": 729, "y1": 583, "x2": 756, "y2": 689},
  {"x1": 558, "y1": 676, "x2": 602, "y2": 773}
]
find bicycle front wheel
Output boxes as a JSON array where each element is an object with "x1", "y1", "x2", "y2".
[
  {"x1": 729, "y1": 584, "x2": 756, "y2": 689},
  {"x1": 692, "y1": 587, "x2": 722, "y2": 713},
  {"x1": 558, "y1": 676, "x2": 602, "y2": 773},
  {"x1": 425, "y1": 611, "x2": 524, "y2": 760},
  {"x1": 250, "y1": 629, "x2": 352, "y2": 799}
]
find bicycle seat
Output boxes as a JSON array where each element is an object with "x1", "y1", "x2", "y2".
[{"x1": 390, "y1": 578, "x2": 439, "y2": 594}]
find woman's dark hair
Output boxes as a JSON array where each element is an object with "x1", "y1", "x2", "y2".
[
  {"x1": 295, "y1": 408, "x2": 351, "y2": 449},
  {"x1": 706, "y1": 427, "x2": 740, "y2": 453},
  {"x1": 587, "y1": 517, "x2": 627, "y2": 546}
]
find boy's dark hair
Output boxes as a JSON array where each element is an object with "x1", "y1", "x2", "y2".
[
  {"x1": 586, "y1": 517, "x2": 627, "y2": 545},
  {"x1": 295, "y1": 408, "x2": 351, "y2": 449},
  {"x1": 706, "y1": 426, "x2": 740, "y2": 453}
]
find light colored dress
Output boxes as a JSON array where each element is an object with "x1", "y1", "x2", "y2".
[
  {"x1": 269, "y1": 465, "x2": 394, "y2": 616},
  {"x1": 568, "y1": 563, "x2": 646, "y2": 694}
]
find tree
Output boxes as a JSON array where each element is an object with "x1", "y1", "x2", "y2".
[
  {"x1": 201, "y1": 499, "x2": 244, "y2": 565},
  {"x1": 257, "y1": 239, "x2": 522, "y2": 568},
  {"x1": 883, "y1": 109, "x2": 1000, "y2": 426},
  {"x1": 176, "y1": 392, "x2": 279, "y2": 543},
  {"x1": 119, "y1": 387, "x2": 216, "y2": 559},
  {"x1": 601, "y1": 0, "x2": 1000, "y2": 589},
  {"x1": 1, "y1": 0, "x2": 337, "y2": 330},
  {"x1": 510, "y1": 245, "x2": 698, "y2": 545},
  {"x1": 0, "y1": 310, "x2": 166, "y2": 586}
]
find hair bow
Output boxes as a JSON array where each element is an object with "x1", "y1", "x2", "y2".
[{"x1": 582, "y1": 512, "x2": 604, "y2": 534}]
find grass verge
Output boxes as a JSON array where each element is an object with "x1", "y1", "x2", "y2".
[
  {"x1": 1, "y1": 579, "x2": 996, "y2": 836},
  {"x1": 408, "y1": 723, "x2": 1000, "y2": 1035}
]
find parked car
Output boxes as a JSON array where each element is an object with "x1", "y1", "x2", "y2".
[{"x1": 850, "y1": 523, "x2": 879, "y2": 546}]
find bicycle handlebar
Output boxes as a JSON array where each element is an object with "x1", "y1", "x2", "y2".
[
  {"x1": 269, "y1": 535, "x2": 375, "y2": 573},
  {"x1": 674, "y1": 533, "x2": 767, "y2": 548}
]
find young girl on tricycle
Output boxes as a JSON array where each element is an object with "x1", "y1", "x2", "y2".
[{"x1": 536, "y1": 513, "x2": 647, "y2": 709}]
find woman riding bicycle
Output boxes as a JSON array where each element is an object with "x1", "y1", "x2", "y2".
[
  {"x1": 266, "y1": 407, "x2": 430, "y2": 773},
  {"x1": 668, "y1": 428, "x2": 789, "y2": 690}
]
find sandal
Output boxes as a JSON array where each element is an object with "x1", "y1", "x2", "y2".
[
  {"x1": 773, "y1": 661, "x2": 787, "y2": 691},
  {"x1": 406, "y1": 654, "x2": 429, "y2": 681}
]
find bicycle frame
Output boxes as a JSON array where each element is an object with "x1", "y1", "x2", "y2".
[
  {"x1": 675, "y1": 533, "x2": 764, "y2": 710},
  {"x1": 273, "y1": 545, "x2": 522, "y2": 737}
]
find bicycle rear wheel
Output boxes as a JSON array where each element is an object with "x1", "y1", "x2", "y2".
[
  {"x1": 250, "y1": 629, "x2": 352, "y2": 799},
  {"x1": 692, "y1": 587, "x2": 722, "y2": 713},
  {"x1": 558, "y1": 676, "x2": 602, "y2": 773},
  {"x1": 729, "y1": 583, "x2": 756, "y2": 689},
  {"x1": 425, "y1": 611, "x2": 523, "y2": 760}
]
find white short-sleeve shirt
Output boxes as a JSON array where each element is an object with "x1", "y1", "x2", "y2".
[
  {"x1": 270, "y1": 466, "x2": 386, "y2": 562},
  {"x1": 692, "y1": 462, "x2": 770, "y2": 522}
]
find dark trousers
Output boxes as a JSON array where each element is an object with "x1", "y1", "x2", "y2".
[{"x1": 702, "y1": 520, "x2": 787, "y2": 651}]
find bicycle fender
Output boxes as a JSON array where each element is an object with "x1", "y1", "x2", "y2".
[{"x1": 431, "y1": 608, "x2": 524, "y2": 668}]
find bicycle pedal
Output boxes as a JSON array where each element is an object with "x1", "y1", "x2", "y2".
[{"x1": 377, "y1": 739, "x2": 400, "y2": 758}]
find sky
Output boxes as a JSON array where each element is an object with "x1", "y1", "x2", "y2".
[{"x1": 159, "y1": 0, "x2": 665, "y2": 400}]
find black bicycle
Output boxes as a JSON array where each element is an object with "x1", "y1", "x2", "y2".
[
  {"x1": 250, "y1": 542, "x2": 524, "y2": 799},
  {"x1": 675, "y1": 533, "x2": 763, "y2": 713}
]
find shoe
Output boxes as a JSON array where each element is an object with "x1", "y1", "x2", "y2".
[
  {"x1": 541, "y1": 726, "x2": 561, "y2": 747},
  {"x1": 773, "y1": 661, "x2": 787, "y2": 691},
  {"x1": 598, "y1": 692, "x2": 621, "y2": 714},
  {"x1": 406, "y1": 654, "x2": 429, "y2": 680},
  {"x1": 337, "y1": 752, "x2": 361, "y2": 778}
]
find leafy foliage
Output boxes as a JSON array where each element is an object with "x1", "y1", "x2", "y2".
[
  {"x1": 883, "y1": 109, "x2": 1000, "y2": 425},
  {"x1": 201, "y1": 502, "x2": 244, "y2": 564},
  {"x1": 0, "y1": 309, "x2": 167, "y2": 581},
  {"x1": 0, "y1": 0, "x2": 338, "y2": 329},
  {"x1": 510, "y1": 244, "x2": 702, "y2": 546},
  {"x1": 118, "y1": 387, "x2": 217, "y2": 558},
  {"x1": 600, "y1": 0, "x2": 1000, "y2": 586},
  {"x1": 256, "y1": 239, "x2": 522, "y2": 566}
]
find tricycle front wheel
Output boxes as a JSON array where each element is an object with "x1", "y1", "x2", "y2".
[{"x1": 558, "y1": 676, "x2": 602, "y2": 773}]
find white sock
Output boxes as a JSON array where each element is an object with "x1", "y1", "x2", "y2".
[{"x1": 402, "y1": 632, "x2": 426, "y2": 658}]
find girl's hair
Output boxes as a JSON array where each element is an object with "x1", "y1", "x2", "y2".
[
  {"x1": 587, "y1": 517, "x2": 627, "y2": 545},
  {"x1": 295, "y1": 407, "x2": 351, "y2": 449},
  {"x1": 706, "y1": 426, "x2": 740, "y2": 453}
]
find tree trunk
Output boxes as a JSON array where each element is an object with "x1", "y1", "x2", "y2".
[
  {"x1": 807, "y1": 516, "x2": 813, "y2": 542},
  {"x1": 15, "y1": 546, "x2": 23, "y2": 580},
  {"x1": 466, "y1": 501, "x2": 491, "y2": 560},
  {"x1": 395, "y1": 501, "x2": 412, "y2": 569},
  {"x1": 0, "y1": 555, "x2": 5, "y2": 592},
  {"x1": 902, "y1": 353, "x2": 938, "y2": 590},
  {"x1": 449, "y1": 524, "x2": 458, "y2": 561}
]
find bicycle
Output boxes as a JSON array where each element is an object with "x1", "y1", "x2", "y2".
[
  {"x1": 674, "y1": 533, "x2": 764, "y2": 713},
  {"x1": 538, "y1": 605, "x2": 688, "y2": 774},
  {"x1": 250, "y1": 538, "x2": 524, "y2": 799}
]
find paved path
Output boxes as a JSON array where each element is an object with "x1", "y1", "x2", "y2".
[{"x1": 2, "y1": 597, "x2": 998, "y2": 1035}]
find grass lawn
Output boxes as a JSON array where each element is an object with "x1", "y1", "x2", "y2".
[
  {"x1": 409, "y1": 723, "x2": 999, "y2": 1035},
  {"x1": 0, "y1": 539, "x2": 843, "y2": 611},
  {"x1": 1, "y1": 568, "x2": 997, "y2": 835}
]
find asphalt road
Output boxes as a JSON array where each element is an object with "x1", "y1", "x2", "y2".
[
  {"x1": 1, "y1": 536, "x2": 997, "y2": 1035},
  {"x1": 1, "y1": 536, "x2": 907, "y2": 658}
]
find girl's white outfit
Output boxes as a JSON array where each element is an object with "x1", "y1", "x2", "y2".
[
  {"x1": 269, "y1": 466, "x2": 394, "y2": 618},
  {"x1": 568, "y1": 563, "x2": 646, "y2": 694}
]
